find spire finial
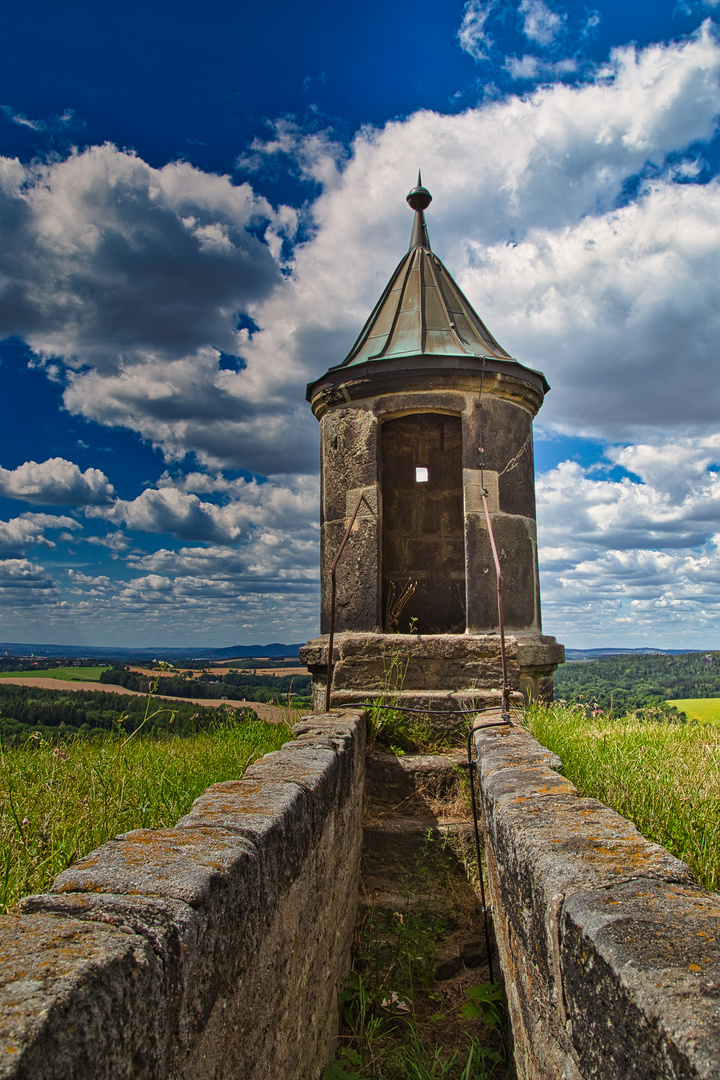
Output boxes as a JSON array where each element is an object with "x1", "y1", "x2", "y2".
[
  {"x1": 406, "y1": 172, "x2": 432, "y2": 250},
  {"x1": 406, "y1": 172, "x2": 432, "y2": 213}
]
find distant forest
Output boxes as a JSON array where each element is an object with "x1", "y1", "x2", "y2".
[
  {"x1": 99, "y1": 667, "x2": 311, "y2": 704},
  {"x1": 554, "y1": 651, "x2": 720, "y2": 712},
  {"x1": 0, "y1": 685, "x2": 254, "y2": 744},
  {"x1": 7, "y1": 652, "x2": 719, "y2": 733}
]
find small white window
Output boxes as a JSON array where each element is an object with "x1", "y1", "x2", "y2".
[{"x1": 416, "y1": 467, "x2": 429, "y2": 483}]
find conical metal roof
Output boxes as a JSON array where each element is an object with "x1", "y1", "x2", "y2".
[{"x1": 336, "y1": 175, "x2": 514, "y2": 369}]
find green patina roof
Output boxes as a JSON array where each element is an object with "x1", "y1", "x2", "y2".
[{"x1": 335, "y1": 176, "x2": 514, "y2": 371}]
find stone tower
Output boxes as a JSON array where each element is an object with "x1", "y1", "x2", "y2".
[{"x1": 300, "y1": 177, "x2": 563, "y2": 715}]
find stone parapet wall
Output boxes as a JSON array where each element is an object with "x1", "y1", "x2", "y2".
[
  {"x1": 0, "y1": 711, "x2": 366, "y2": 1080},
  {"x1": 474, "y1": 717, "x2": 720, "y2": 1080}
]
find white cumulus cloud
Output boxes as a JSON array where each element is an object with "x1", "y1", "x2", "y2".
[
  {"x1": 88, "y1": 474, "x2": 319, "y2": 545},
  {"x1": 0, "y1": 513, "x2": 79, "y2": 556},
  {"x1": 0, "y1": 558, "x2": 58, "y2": 603},
  {"x1": 458, "y1": 179, "x2": 720, "y2": 439},
  {"x1": 0, "y1": 144, "x2": 305, "y2": 475},
  {"x1": 0, "y1": 458, "x2": 115, "y2": 506},
  {"x1": 536, "y1": 435, "x2": 720, "y2": 644},
  {"x1": 0, "y1": 145, "x2": 285, "y2": 363}
]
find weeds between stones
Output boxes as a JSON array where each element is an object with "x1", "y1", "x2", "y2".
[
  {"x1": 326, "y1": 786, "x2": 508, "y2": 1079},
  {"x1": 369, "y1": 706, "x2": 459, "y2": 756},
  {"x1": 363, "y1": 653, "x2": 465, "y2": 756},
  {"x1": 325, "y1": 897, "x2": 507, "y2": 1080}
]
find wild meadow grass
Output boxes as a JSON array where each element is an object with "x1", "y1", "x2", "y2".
[
  {"x1": 524, "y1": 703, "x2": 720, "y2": 892},
  {"x1": 0, "y1": 715, "x2": 290, "y2": 912}
]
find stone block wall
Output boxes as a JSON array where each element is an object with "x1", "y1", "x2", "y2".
[
  {"x1": 0, "y1": 711, "x2": 366, "y2": 1080},
  {"x1": 301, "y1": 631, "x2": 564, "y2": 714},
  {"x1": 315, "y1": 387, "x2": 545, "y2": 638},
  {"x1": 474, "y1": 718, "x2": 720, "y2": 1080},
  {"x1": 7, "y1": 702, "x2": 717, "y2": 1080}
]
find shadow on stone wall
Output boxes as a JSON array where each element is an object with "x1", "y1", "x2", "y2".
[
  {"x1": 0, "y1": 711, "x2": 366, "y2": 1080},
  {"x1": 474, "y1": 717, "x2": 720, "y2": 1080}
]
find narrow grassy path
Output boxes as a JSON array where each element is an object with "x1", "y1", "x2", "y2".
[{"x1": 325, "y1": 741, "x2": 507, "y2": 1080}]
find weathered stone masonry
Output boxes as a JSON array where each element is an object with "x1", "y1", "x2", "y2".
[
  {"x1": 3, "y1": 707, "x2": 720, "y2": 1078},
  {"x1": 474, "y1": 717, "x2": 720, "y2": 1080},
  {"x1": 0, "y1": 711, "x2": 365, "y2": 1080}
]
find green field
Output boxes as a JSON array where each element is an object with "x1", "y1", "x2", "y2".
[
  {"x1": 525, "y1": 703, "x2": 720, "y2": 892},
  {"x1": 668, "y1": 698, "x2": 720, "y2": 723},
  {"x1": 0, "y1": 716, "x2": 289, "y2": 912},
  {"x1": 0, "y1": 666, "x2": 109, "y2": 682}
]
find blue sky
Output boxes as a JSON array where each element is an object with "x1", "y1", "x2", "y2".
[{"x1": 2, "y1": 0, "x2": 720, "y2": 648}]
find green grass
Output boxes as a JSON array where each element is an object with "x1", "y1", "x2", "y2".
[
  {"x1": 0, "y1": 715, "x2": 289, "y2": 912},
  {"x1": 668, "y1": 698, "x2": 720, "y2": 723},
  {"x1": 326, "y1": 907, "x2": 505, "y2": 1079},
  {"x1": 524, "y1": 703, "x2": 720, "y2": 892},
  {"x1": 0, "y1": 666, "x2": 109, "y2": 682}
]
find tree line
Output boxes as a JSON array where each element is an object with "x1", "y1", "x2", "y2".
[
  {"x1": 554, "y1": 650, "x2": 720, "y2": 712},
  {"x1": 0, "y1": 684, "x2": 255, "y2": 744},
  {"x1": 99, "y1": 666, "x2": 311, "y2": 704}
]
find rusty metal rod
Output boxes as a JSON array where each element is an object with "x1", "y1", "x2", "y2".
[
  {"x1": 325, "y1": 491, "x2": 366, "y2": 713},
  {"x1": 481, "y1": 490, "x2": 510, "y2": 714},
  {"x1": 467, "y1": 723, "x2": 495, "y2": 984}
]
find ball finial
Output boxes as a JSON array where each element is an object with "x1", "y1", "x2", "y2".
[{"x1": 406, "y1": 170, "x2": 432, "y2": 212}]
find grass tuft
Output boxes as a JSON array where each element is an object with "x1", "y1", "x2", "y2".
[{"x1": 326, "y1": 903, "x2": 506, "y2": 1079}]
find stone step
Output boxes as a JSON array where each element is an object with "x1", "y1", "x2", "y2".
[
  {"x1": 362, "y1": 816, "x2": 474, "y2": 875},
  {"x1": 331, "y1": 688, "x2": 520, "y2": 717},
  {"x1": 358, "y1": 883, "x2": 452, "y2": 913},
  {"x1": 365, "y1": 749, "x2": 468, "y2": 808}
]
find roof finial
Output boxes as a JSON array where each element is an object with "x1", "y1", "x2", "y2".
[{"x1": 406, "y1": 172, "x2": 432, "y2": 250}]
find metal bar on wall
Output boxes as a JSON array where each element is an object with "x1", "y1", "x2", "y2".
[
  {"x1": 325, "y1": 491, "x2": 366, "y2": 713},
  {"x1": 481, "y1": 490, "x2": 510, "y2": 714}
]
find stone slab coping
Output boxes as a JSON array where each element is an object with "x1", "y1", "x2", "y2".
[
  {"x1": 0, "y1": 710, "x2": 366, "y2": 1080},
  {"x1": 473, "y1": 716, "x2": 720, "y2": 1080},
  {"x1": 301, "y1": 632, "x2": 564, "y2": 665}
]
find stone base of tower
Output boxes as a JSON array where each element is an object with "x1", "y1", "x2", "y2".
[{"x1": 300, "y1": 632, "x2": 565, "y2": 721}]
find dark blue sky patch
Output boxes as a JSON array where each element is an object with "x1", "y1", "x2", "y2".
[
  {"x1": 533, "y1": 433, "x2": 608, "y2": 474},
  {"x1": 0, "y1": 338, "x2": 166, "y2": 497}
]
